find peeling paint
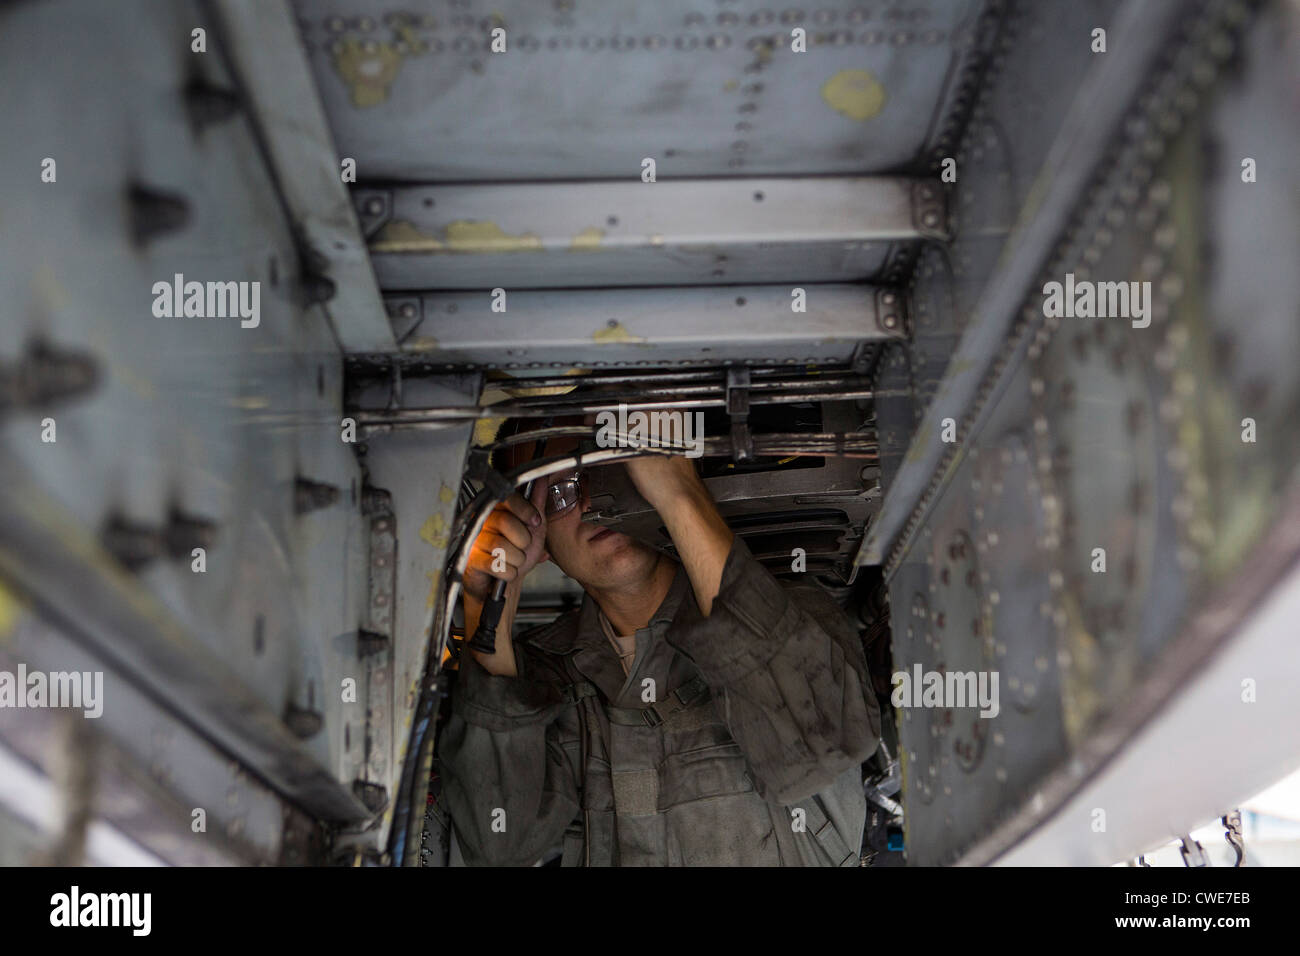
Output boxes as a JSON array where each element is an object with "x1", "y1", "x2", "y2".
[
  {"x1": 474, "y1": 416, "x2": 506, "y2": 447},
  {"x1": 374, "y1": 221, "x2": 546, "y2": 254},
  {"x1": 425, "y1": 569, "x2": 441, "y2": 610},
  {"x1": 419, "y1": 513, "x2": 448, "y2": 549},
  {"x1": 372, "y1": 219, "x2": 543, "y2": 254},
  {"x1": 406, "y1": 335, "x2": 440, "y2": 351},
  {"x1": 332, "y1": 36, "x2": 404, "y2": 108},
  {"x1": 593, "y1": 321, "x2": 645, "y2": 344},
  {"x1": 371, "y1": 220, "x2": 444, "y2": 253},
  {"x1": 439, "y1": 483, "x2": 456, "y2": 504},
  {"x1": 444, "y1": 220, "x2": 542, "y2": 253},
  {"x1": 569, "y1": 227, "x2": 605, "y2": 251},
  {"x1": 821, "y1": 69, "x2": 886, "y2": 121}
]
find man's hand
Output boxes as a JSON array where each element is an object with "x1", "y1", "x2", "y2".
[
  {"x1": 462, "y1": 482, "x2": 549, "y2": 676},
  {"x1": 464, "y1": 484, "x2": 548, "y2": 601}
]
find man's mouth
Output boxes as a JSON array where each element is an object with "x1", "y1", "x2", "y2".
[{"x1": 588, "y1": 527, "x2": 616, "y2": 544}]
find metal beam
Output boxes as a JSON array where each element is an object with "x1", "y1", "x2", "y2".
[
  {"x1": 210, "y1": 0, "x2": 395, "y2": 353},
  {"x1": 383, "y1": 283, "x2": 903, "y2": 368},
  {"x1": 361, "y1": 177, "x2": 943, "y2": 290}
]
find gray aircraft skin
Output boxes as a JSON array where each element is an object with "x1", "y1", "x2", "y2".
[{"x1": 0, "y1": 0, "x2": 1297, "y2": 868}]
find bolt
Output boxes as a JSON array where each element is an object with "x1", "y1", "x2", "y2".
[
  {"x1": 184, "y1": 78, "x2": 241, "y2": 128},
  {"x1": 295, "y1": 477, "x2": 340, "y2": 515},
  {"x1": 283, "y1": 704, "x2": 323, "y2": 739},
  {"x1": 128, "y1": 184, "x2": 190, "y2": 245},
  {"x1": 352, "y1": 780, "x2": 389, "y2": 814}
]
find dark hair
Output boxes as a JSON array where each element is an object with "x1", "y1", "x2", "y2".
[
  {"x1": 489, "y1": 416, "x2": 526, "y2": 472},
  {"x1": 490, "y1": 413, "x2": 590, "y2": 473}
]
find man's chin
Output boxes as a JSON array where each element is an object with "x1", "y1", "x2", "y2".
[
  {"x1": 586, "y1": 526, "x2": 624, "y2": 547},
  {"x1": 584, "y1": 531, "x2": 658, "y2": 575}
]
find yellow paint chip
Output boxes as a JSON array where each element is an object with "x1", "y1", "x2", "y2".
[
  {"x1": 332, "y1": 37, "x2": 405, "y2": 108},
  {"x1": 419, "y1": 513, "x2": 448, "y2": 549},
  {"x1": 439, "y1": 483, "x2": 456, "y2": 504},
  {"x1": 474, "y1": 415, "x2": 507, "y2": 447},
  {"x1": 425, "y1": 569, "x2": 442, "y2": 609},
  {"x1": 371, "y1": 220, "x2": 444, "y2": 253},
  {"x1": 821, "y1": 69, "x2": 887, "y2": 121},
  {"x1": 444, "y1": 220, "x2": 543, "y2": 253},
  {"x1": 593, "y1": 322, "x2": 645, "y2": 344},
  {"x1": 375, "y1": 220, "x2": 544, "y2": 254},
  {"x1": 569, "y1": 227, "x2": 605, "y2": 251}
]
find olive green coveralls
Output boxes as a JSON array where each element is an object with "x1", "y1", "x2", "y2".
[{"x1": 438, "y1": 537, "x2": 881, "y2": 865}]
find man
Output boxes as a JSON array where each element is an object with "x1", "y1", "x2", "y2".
[{"x1": 437, "y1": 432, "x2": 881, "y2": 865}]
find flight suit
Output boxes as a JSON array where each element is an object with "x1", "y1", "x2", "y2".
[{"x1": 437, "y1": 536, "x2": 881, "y2": 865}]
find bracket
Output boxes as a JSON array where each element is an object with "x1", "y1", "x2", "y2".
[{"x1": 726, "y1": 367, "x2": 753, "y2": 462}]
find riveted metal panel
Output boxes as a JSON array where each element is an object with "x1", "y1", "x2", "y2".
[
  {"x1": 882, "y1": 0, "x2": 1300, "y2": 865},
  {"x1": 296, "y1": 0, "x2": 985, "y2": 181}
]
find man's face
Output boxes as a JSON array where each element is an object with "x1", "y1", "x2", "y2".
[
  {"x1": 543, "y1": 469, "x2": 661, "y2": 591},
  {"x1": 505, "y1": 424, "x2": 660, "y2": 591}
]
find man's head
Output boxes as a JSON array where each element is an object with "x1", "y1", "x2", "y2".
[{"x1": 493, "y1": 417, "x2": 662, "y2": 593}]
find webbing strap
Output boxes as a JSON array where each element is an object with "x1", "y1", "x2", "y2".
[
  {"x1": 802, "y1": 796, "x2": 859, "y2": 867},
  {"x1": 606, "y1": 675, "x2": 711, "y2": 727}
]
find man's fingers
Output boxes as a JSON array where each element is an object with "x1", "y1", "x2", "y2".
[
  {"x1": 501, "y1": 491, "x2": 542, "y2": 530},
  {"x1": 529, "y1": 479, "x2": 549, "y2": 515},
  {"x1": 466, "y1": 553, "x2": 515, "y2": 583},
  {"x1": 482, "y1": 507, "x2": 532, "y2": 552},
  {"x1": 473, "y1": 535, "x2": 526, "y2": 570},
  {"x1": 468, "y1": 538, "x2": 525, "y2": 580}
]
